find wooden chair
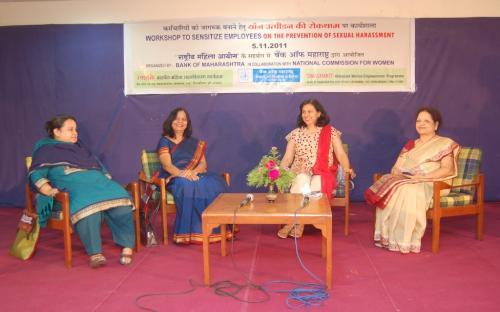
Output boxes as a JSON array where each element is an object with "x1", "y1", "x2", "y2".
[
  {"x1": 25, "y1": 157, "x2": 141, "y2": 267},
  {"x1": 139, "y1": 150, "x2": 230, "y2": 244},
  {"x1": 427, "y1": 147, "x2": 483, "y2": 253},
  {"x1": 373, "y1": 147, "x2": 483, "y2": 253},
  {"x1": 331, "y1": 144, "x2": 353, "y2": 236}
]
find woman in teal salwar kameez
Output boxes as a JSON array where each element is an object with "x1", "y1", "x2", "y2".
[
  {"x1": 28, "y1": 115, "x2": 135, "y2": 267},
  {"x1": 157, "y1": 108, "x2": 227, "y2": 244}
]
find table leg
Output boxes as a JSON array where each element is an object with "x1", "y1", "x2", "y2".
[
  {"x1": 202, "y1": 222, "x2": 211, "y2": 287},
  {"x1": 322, "y1": 234, "x2": 326, "y2": 258},
  {"x1": 221, "y1": 224, "x2": 227, "y2": 256},
  {"x1": 313, "y1": 223, "x2": 327, "y2": 259},
  {"x1": 325, "y1": 220, "x2": 332, "y2": 289}
]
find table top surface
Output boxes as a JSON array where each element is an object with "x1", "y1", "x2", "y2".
[{"x1": 202, "y1": 193, "x2": 332, "y2": 218}]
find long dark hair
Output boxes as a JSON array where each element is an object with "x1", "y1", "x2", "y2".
[
  {"x1": 162, "y1": 107, "x2": 192, "y2": 138},
  {"x1": 416, "y1": 106, "x2": 443, "y2": 130},
  {"x1": 45, "y1": 114, "x2": 77, "y2": 138},
  {"x1": 296, "y1": 98, "x2": 330, "y2": 127}
]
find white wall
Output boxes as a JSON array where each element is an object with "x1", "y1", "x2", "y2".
[{"x1": 1, "y1": 0, "x2": 500, "y2": 26}]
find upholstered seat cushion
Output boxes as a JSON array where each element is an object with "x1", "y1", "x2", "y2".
[
  {"x1": 151, "y1": 191, "x2": 175, "y2": 204},
  {"x1": 439, "y1": 192, "x2": 474, "y2": 208}
]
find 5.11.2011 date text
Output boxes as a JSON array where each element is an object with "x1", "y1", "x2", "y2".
[{"x1": 251, "y1": 42, "x2": 287, "y2": 49}]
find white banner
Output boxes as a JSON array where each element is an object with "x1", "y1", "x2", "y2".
[{"x1": 124, "y1": 18, "x2": 415, "y2": 95}]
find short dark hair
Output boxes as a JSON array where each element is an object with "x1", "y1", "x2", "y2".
[
  {"x1": 296, "y1": 98, "x2": 330, "y2": 127},
  {"x1": 162, "y1": 107, "x2": 192, "y2": 138},
  {"x1": 416, "y1": 106, "x2": 443, "y2": 130},
  {"x1": 45, "y1": 114, "x2": 77, "y2": 138}
]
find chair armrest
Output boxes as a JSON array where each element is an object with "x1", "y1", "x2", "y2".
[
  {"x1": 432, "y1": 177, "x2": 482, "y2": 192},
  {"x1": 54, "y1": 191, "x2": 70, "y2": 203},
  {"x1": 432, "y1": 173, "x2": 484, "y2": 212},
  {"x1": 54, "y1": 191, "x2": 71, "y2": 221},
  {"x1": 124, "y1": 182, "x2": 140, "y2": 211},
  {"x1": 138, "y1": 170, "x2": 165, "y2": 187},
  {"x1": 125, "y1": 181, "x2": 139, "y2": 196},
  {"x1": 432, "y1": 180, "x2": 453, "y2": 191},
  {"x1": 221, "y1": 172, "x2": 231, "y2": 186}
]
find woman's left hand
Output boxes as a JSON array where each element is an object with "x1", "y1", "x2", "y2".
[
  {"x1": 181, "y1": 169, "x2": 199, "y2": 181},
  {"x1": 347, "y1": 168, "x2": 356, "y2": 179}
]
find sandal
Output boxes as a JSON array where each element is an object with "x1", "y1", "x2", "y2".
[
  {"x1": 410, "y1": 245, "x2": 421, "y2": 254},
  {"x1": 288, "y1": 224, "x2": 304, "y2": 238},
  {"x1": 374, "y1": 241, "x2": 385, "y2": 248},
  {"x1": 231, "y1": 224, "x2": 240, "y2": 234},
  {"x1": 119, "y1": 248, "x2": 133, "y2": 265},
  {"x1": 89, "y1": 253, "x2": 106, "y2": 268},
  {"x1": 277, "y1": 224, "x2": 292, "y2": 239}
]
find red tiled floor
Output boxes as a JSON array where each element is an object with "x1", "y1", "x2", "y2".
[{"x1": 1, "y1": 202, "x2": 499, "y2": 311}]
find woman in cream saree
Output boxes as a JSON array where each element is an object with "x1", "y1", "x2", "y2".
[{"x1": 365, "y1": 107, "x2": 460, "y2": 254}]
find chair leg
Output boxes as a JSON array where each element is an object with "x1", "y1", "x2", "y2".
[
  {"x1": 477, "y1": 211, "x2": 484, "y2": 241},
  {"x1": 63, "y1": 227, "x2": 72, "y2": 268},
  {"x1": 431, "y1": 216, "x2": 441, "y2": 254},
  {"x1": 344, "y1": 202, "x2": 350, "y2": 236},
  {"x1": 60, "y1": 194, "x2": 73, "y2": 268},
  {"x1": 134, "y1": 207, "x2": 141, "y2": 252},
  {"x1": 161, "y1": 202, "x2": 168, "y2": 245}
]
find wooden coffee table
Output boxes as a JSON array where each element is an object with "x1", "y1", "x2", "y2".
[{"x1": 202, "y1": 193, "x2": 333, "y2": 289}]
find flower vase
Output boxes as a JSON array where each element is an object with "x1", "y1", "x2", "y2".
[{"x1": 265, "y1": 184, "x2": 278, "y2": 203}]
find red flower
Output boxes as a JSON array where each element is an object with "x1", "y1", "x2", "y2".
[
  {"x1": 265, "y1": 160, "x2": 276, "y2": 169},
  {"x1": 269, "y1": 169, "x2": 280, "y2": 181}
]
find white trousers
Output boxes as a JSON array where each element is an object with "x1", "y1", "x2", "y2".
[{"x1": 290, "y1": 173, "x2": 322, "y2": 194}]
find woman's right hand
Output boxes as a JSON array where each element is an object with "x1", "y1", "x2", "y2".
[
  {"x1": 39, "y1": 182, "x2": 59, "y2": 197},
  {"x1": 347, "y1": 168, "x2": 356, "y2": 179},
  {"x1": 179, "y1": 170, "x2": 199, "y2": 181}
]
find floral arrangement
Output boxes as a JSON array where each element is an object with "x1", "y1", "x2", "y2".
[{"x1": 246, "y1": 147, "x2": 296, "y2": 193}]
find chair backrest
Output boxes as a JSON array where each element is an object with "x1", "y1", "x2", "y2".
[
  {"x1": 26, "y1": 156, "x2": 32, "y2": 170},
  {"x1": 451, "y1": 147, "x2": 482, "y2": 195},
  {"x1": 333, "y1": 144, "x2": 351, "y2": 197},
  {"x1": 141, "y1": 150, "x2": 161, "y2": 180}
]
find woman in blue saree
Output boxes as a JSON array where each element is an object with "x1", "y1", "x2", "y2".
[
  {"x1": 157, "y1": 108, "x2": 227, "y2": 244},
  {"x1": 28, "y1": 115, "x2": 135, "y2": 267}
]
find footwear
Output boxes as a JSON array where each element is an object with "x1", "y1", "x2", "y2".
[
  {"x1": 277, "y1": 224, "x2": 292, "y2": 239},
  {"x1": 89, "y1": 253, "x2": 106, "y2": 268},
  {"x1": 231, "y1": 224, "x2": 240, "y2": 234},
  {"x1": 373, "y1": 236, "x2": 389, "y2": 249},
  {"x1": 388, "y1": 243, "x2": 400, "y2": 252},
  {"x1": 410, "y1": 245, "x2": 421, "y2": 254},
  {"x1": 119, "y1": 248, "x2": 133, "y2": 265},
  {"x1": 374, "y1": 241, "x2": 385, "y2": 248},
  {"x1": 288, "y1": 224, "x2": 304, "y2": 238}
]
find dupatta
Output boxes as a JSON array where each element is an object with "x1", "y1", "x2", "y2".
[
  {"x1": 312, "y1": 125, "x2": 338, "y2": 202},
  {"x1": 29, "y1": 138, "x2": 102, "y2": 174}
]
